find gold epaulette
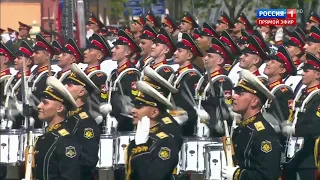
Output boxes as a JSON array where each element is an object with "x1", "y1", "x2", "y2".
[
  {"x1": 58, "y1": 129, "x2": 70, "y2": 136},
  {"x1": 156, "y1": 132, "x2": 168, "y2": 139},
  {"x1": 254, "y1": 121, "x2": 265, "y2": 131},
  {"x1": 79, "y1": 112, "x2": 88, "y2": 119}
]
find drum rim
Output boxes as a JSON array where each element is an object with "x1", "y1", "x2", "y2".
[
  {"x1": 183, "y1": 137, "x2": 214, "y2": 141},
  {"x1": 204, "y1": 143, "x2": 224, "y2": 150},
  {"x1": 0, "y1": 129, "x2": 26, "y2": 134},
  {"x1": 100, "y1": 134, "x2": 115, "y2": 138},
  {"x1": 33, "y1": 128, "x2": 45, "y2": 133},
  {"x1": 116, "y1": 131, "x2": 135, "y2": 136}
]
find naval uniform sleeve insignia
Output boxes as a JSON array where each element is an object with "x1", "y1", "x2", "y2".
[
  {"x1": 79, "y1": 112, "x2": 88, "y2": 119},
  {"x1": 254, "y1": 121, "x2": 265, "y2": 131},
  {"x1": 65, "y1": 146, "x2": 77, "y2": 158},
  {"x1": 84, "y1": 128, "x2": 94, "y2": 139},
  {"x1": 162, "y1": 117, "x2": 172, "y2": 124},
  {"x1": 58, "y1": 129, "x2": 70, "y2": 136},
  {"x1": 158, "y1": 147, "x2": 171, "y2": 160},
  {"x1": 261, "y1": 140, "x2": 272, "y2": 153},
  {"x1": 156, "y1": 132, "x2": 168, "y2": 139}
]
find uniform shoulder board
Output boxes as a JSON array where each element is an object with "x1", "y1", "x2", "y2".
[
  {"x1": 58, "y1": 129, "x2": 70, "y2": 136},
  {"x1": 189, "y1": 72, "x2": 196, "y2": 76},
  {"x1": 96, "y1": 73, "x2": 104, "y2": 77},
  {"x1": 254, "y1": 121, "x2": 265, "y2": 131},
  {"x1": 162, "y1": 117, "x2": 172, "y2": 124},
  {"x1": 127, "y1": 70, "x2": 135, "y2": 74},
  {"x1": 218, "y1": 78, "x2": 225, "y2": 82},
  {"x1": 163, "y1": 68, "x2": 171, "y2": 73},
  {"x1": 79, "y1": 112, "x2": 89, "y2": 119},
  {"x1": 280, "y1": 86, "x2": 288, "y2": 92},
  {"x1": 156, "y1": 132, "x2": 169, "y2": 139}
]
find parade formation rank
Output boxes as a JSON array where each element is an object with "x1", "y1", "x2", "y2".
[{"x1": 256, "y1": 9, "x2": 300, "y2": 26}]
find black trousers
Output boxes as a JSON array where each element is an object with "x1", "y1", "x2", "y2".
[{"x1": 282, "y1": 168, "x2": 318, "y2": 180}]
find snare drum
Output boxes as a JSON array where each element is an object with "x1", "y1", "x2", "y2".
[
  {"x1": 97, "y1": 134, "x2": 114, "y2": 169},
  {"x1": 204, "y1": 143, "x2": 226, "y2": 180},
  {"x1": 180, "y1": 137, "x2": 214, "y2": 174},
  {"x1": 0, "y1": 129, "x2": 26, "y2": 165},
  {"x1": 114, "y1": 131, "x2": 135, "y2": 169}
]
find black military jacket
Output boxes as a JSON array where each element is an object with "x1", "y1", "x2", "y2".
[
  {"x1": 84, "y1": 64, "x2": 108, "y2": 103},
  {"x1": 285, "y1": 84, "x2": 320, "y2": 169},
  {"x1": 171, "y1": 63, "x2": 201, "y2": 136},
  {"x1": 232, "y1": 112, "x2": 282, "y2": 180},
  {"x1": 29, "y1": 65, "x2": 54, "y2": 128},
  {"x1": 33, "y1": 122, "x2": 81, "y2": 180},
  {"x1": 64, "y1": 104, "x2": 101, "y2": 171},
  {"x1": 148, "y1": 59, "x2": 174, "y2": 81},
  {"x1": 266, "y1": 79, "x2": 294, "y2": 121},
  {"x1": 198, "y1": 68, "x2": 233, "y2": 137},
  {"x1": 125, "y1": 130, "x2": 179, "y2": 180},
  {"x1": 109, "y1": 61, "x2": 140, "y2": 131},
  {"x1": 0, "y1": 68, "x2": 11, "y2": 106}
]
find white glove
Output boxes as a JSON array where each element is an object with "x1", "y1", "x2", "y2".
[
  {"x1": 86, "y1": 29, "x2": 94, "y2": 39},
  {"x1": 281, "y1": 121, "x2": 295, "y2": 136},
  {"x1": 121, "y1": 95, "x2": 134, "y2": 114},
  {"x1": 275, "y1": 28, "x2": 284, "y2": 42},
  {"x1": 90, "y1": 110, "x2": 104, "y2": 124},
  {"x1": 7, "y1": 109, "x2": 21, "y2": 120},
  {"x1": 196, "y1": 109, "x2": 210, "y2": 121},
  {"x1": 0, "y1": 119, "x2": 6, "y2": 129},
  {"x1": 29, "y1": 117, "x2": 35, "y2": 128},
  {"x1": 222, "y1": 166, "x2": 239, "y2": 180},
  {"x1": 105, "y1": 115, "x2": 118, "y2": 134},
  {"x1": 214, "y1": 120, "x2": 224, "y2": 134},
  {"x1": 99, "y1": 103, "x2": 112, "y2": 116},
  {"x1": 135, "y1": 116, "x2": 150, "y2": 145},
  {"x1": 5, "y1": 120, "x2": 13, "y2": 130},
  {"x1": 0, "y1": 106, "x2": 5, "y2": 118},
  {"x1": 174, "y1": 114, "x2": 188, "y2": 125},
  {"x1": 15, "y1": 102, "x2": 23, "y2": 114}
]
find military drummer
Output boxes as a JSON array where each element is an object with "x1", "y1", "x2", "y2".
[
  {"x1": 126, "y1": 80, "x2": 180, "y2": 180},
  {"x1": 222, "y1": 70, "x2": 282, "y2": 180},
  {"x1": 33, "y1": 76, "x2": 81, "y2": 180}
]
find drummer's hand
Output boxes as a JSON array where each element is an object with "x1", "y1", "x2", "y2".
[
  {"x1": 99, "y1": 103, "x2": 112, "y2": 116},
  {"x1": 222, "y1": 166, "x2": 239, "y2": 180},
  {"x1": 0, "y1": 106, "x2": 5, "y2": 118},
  {"x1": 135, "y1": 116, "x2": 150, "y2": 145},
  {"x1": 281, "y1": 121, "x2": 294, "y2": 136},
  {"x1": 196, "y1": 109, "x2": 210, "y2": 121},
  {"x1": 214, "y1": 120, "x2": 224, "y2": 134}
]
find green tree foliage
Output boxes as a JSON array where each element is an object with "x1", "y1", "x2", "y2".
[{"x1": 109, "y1": 0, "x2": 128, "y2": 17}]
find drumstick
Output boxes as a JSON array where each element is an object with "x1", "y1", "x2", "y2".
[{"x1": 223, "y1": 120, "x2": 234, "y2": 167}]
